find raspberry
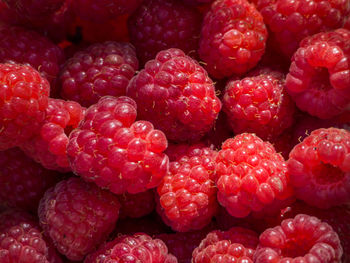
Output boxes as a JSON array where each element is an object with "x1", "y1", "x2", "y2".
[
  {"x1": 0, "y1": 148, "x2": 60, "y2": 213},
  {"x1": 254, "y1": 214, "x2": 343, "y2": 262},
  {"x1": 157, "y1": 145, "x2": 218, "y2": 232},
  {"x1": 59, "y1": 41, "x2": 138, "y2": 107},
  {"x1": 84, "y1": 233, "x2": 177, "y2": 263},
  {"x1": 128, "y1": 0, "x2": 201, "y2": 64},
  {"x1": 38, "y1": 177, "x2": 120, "y2": 261},
  {"x1": 20, "y1": 98, "x2": 85, "y2": 172},
  {"x1": 67, "y1": 96, "x2": 169, "y2": 194},
  {"x1": 223, "y1": 69, "x2": 295, "y2": 140},
  {"x1": 256, "y1": 0, "x2": 350, "y2": 58},
  {"x1": 118, "y1": 190, "x2": 155, "y2": 219},
  {"x1": 199, "y1": 0, "x2": 268, "y2": 78},
  {"x1": 215, "y1": 133, "x2": 293, "y2": 218},
  {"x1": 126, "y1": 48, "x2": 222, "y2": 142},
  {"x1": 286, "y1": 28, "x2": 350, "y2": 119},
  {"x1": 192, "y1": 227, "x2": 259, "y2": 263},
  {"x1": 0, "y1": 63, "x2": 50, "y2": 150},
  {"x1": 165, "y1": 142, "x2": 208, "y2": 162},
  {"x1": 288, "y1": 127, "x2": 350, "y2": 209}
]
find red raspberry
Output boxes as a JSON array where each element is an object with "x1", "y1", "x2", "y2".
[
  {"x1": 84, "y1": 233, "x2": 177, "y2": 263},
  {"x1": 199, "y1": 0, "x2": 268, "y2": 78},
  {"x1": 0, "y1": 63, "x2": 50, "y2": 150},
  {"x1": 288, "y1": 128, "x2": 350, "y2": 209},
  {"x1": 192, "y1": 227, "x2": 259, "y2": 263},
  {"x1": 118, "y1": 190, "x2": 155, "y2": 219},
  {"x1": 256, "y1": 0, "x2": 350, "y2": 58},
  {"x1": 223, "y1": 69, "x2": 295, "y2": 140},
  {"x1": 127, "y1": 48, "x2": 222, "y2": 142},
  {"x1": 20, "y1": 98, "x2": 85, "y2": 172},
  {"x1": 286, "y1": 28, "x2": 350, "y2": 119},
  {"x1": 215, "y1": 133, "x2": 293, "y2": 218},
  {"x1": 0, "y1": 148, "x2": 60, "y2": 213},
  {"x1": 165, "y1": 142, "x2": 208, "y2": 162},
  {"x1": 67, "y1": 96, "x2": 169, "y2": 194},
  {"x1": 157, "y1": 145, "x2": 218, "y2": 232},
  {"x1": 38, "y1": 177, "x2": 120, "y2": 261},
  {"x1": 128, "y1": 0, "x2": 201, "y2": 64},
  {"x1": 59, "y1": 41, "x2": 138, "y2": 107},
  {"x1": 254, "y1": 214, "x2": 343, "y2": 262}
]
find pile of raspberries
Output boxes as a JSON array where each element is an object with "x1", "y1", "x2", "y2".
[{"x1": 0, "y1": 0, "x2": 350, "y2": 262}]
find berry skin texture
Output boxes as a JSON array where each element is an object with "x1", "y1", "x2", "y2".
[
  {"x1": 128, "y1": 0, "x2": 202, "y2": 64},
  {"x1": 254, "y1": 214, "x2": 343, "y2": 263},
  {"x1": 38, "y1": 177, "x2": 121, "y2": 261},
  {"x1": 67, "y1": 96, "x2": 169, "y2": 194},
  {"x1": 215, "y1": 133, "x2": 293, "y2": 218},
  {"x1": 157, "y1": 146, "x2": 218, "y2": 232},
  {"x1": 126, "y1": 48, "x2": 222, "y2": 142},
  {"x1": 0, "y1": 63, "x2": 50, "y2": 150},
  {"x1": 192, "y1": 227, "x2": 259, "y2": 263},
  {"x1": 223, "y1": 69, "x2": 295, "y2": 140},
  {"x1": 256, "y1": 0, "x2": 350, "y2": 58},
  {"x1": 0, "y1": 148, "x2": 60, "y2": 213},
  {"x1": 199, "y1": 0, "x2": 268, "y2": 78},
  {"x1": 286, "y1": 28, "x2": 350, "y2": 119},
  {"x1": 118, "y1": 190, "x2": 156, "y2": 219},
  {"x1": 20, "y1": 98, "x2": 85, "y2": 172},
  {"x1": 288, "y1": 128, "x2": 350, "y2": 209},
  {"x1": 60, "y1": 41, "x2": 139, "y2": 107},
  {"x1": 84, "y1": 233, "x2": 177, "y2": 263}
]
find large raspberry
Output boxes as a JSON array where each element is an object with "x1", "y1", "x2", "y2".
[
  {"x1": 67, "y1": 96, "x2": 169, "y2": 194},
  {"x1": 0, "y1": 148, "x2": 60, "y2": 213},
  {"x1": 38, "y1": 177, "x2": 120, "y2": 261},
  {"x1": 256, "y1": 0, "x2": 350, "y2": 58},
  {"x1": 127, "y1": 48, "x2": 222, "y2": 142},
  {"x1": 84, "y1": 233, "x2": 177, "y2": 263},
  {"x1": 118, "y1": 190, "x2": 155, "y2": 219},
  {"x1": 286, "y1": 28, "x2": 350, "y2": 119},
  {"x1": 288, "y1": 127, "x2": 350, "y2": 209},
  {"x1": 157, "y1": 145, "x2": 218, "y2": 232},
  {"x1": 0, "y1": 63, "x2": 50, "y2": 150},
  {"x1": 192, "y1": 227, "x2": 259, "y2": 263},
  {"x1": 21, "y1": 98, "x2": 85, "y2": 172},
  {"x1": 199, "y1": 0, "x2": 267, "y2": 78},
  {"x1": 60, "y1": 41, "x2": 138, "y2": 107},
  {"x1": 254, "y1": 214, "x2": 343, "y2": 262},
  {"x1": 215, "y1": 133, "x2": 293, "y2": 218},
  {"x1": 128, "y1": 0, "x2": 201, "y2": 64}
]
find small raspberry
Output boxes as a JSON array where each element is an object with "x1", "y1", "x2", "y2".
[
  {"x1": 59, "y1": 41, "x2": 138, "y2": 107},
  {"x1": 286, "y1": 28, "x2": 350, "y2": 119},
  {"x1": 67, "y1": 96, "x2": 169, "y2": 194},
  {"x1": 20, "y1": 98, "x2": 85, "y2": 172},
  {"x1": 39, "y1": 177, "x2": 120, "y2": 261},
  {"x1": 199, "y1": 0, "x2": 268, "y2": 78},
  {"x1": 288, "y1": 127, "x2": 350, "y2": 209},
  {"x1": 128, "y1": 0, "x2": 201, "y2": 64},
  {"x1": 192, "y1": 227, "x2": 259, "y2": 263},
  {"x1": 0, "y1": 148, "x2": 60, "y2": 213},
  {"x1": 157, "y1": 145, "x2": 218, "y2": 232},
  {"x1": 215, "y1": 133, "x2": 293, "y2": 218},
  {"x1": 127, "y1": 48, "x2": 222, "y2": 142},
  {"x1": 0, "y1": 63, "x2": 50, "y2": 150},
  {"x1": 118, "y1": 190, "x2": 155, "y2": 219},
  {"x1": 254, "y1": 214, "x2": 343, "y2": 262},
  {"x1": 84, "y1": 233, "x2": 177, "y2": 263}
]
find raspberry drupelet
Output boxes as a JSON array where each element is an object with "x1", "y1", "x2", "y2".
[
  {"x1": 199, "y1": 0, "x2": 268, "y2": 78},
  {"x1": 118, "y1": 190, "x2": 156, "y2": 219},
  {"x1": 67, "y1": 96, "x2": 169, "y2": 194},
  {"x1": 38, "y1": 177, "x2": 121, "y2": 261},
  {"x1": 286, "y1": 28, "x2": 350, "y2": 119},
  {"x1": 215, "y1": 133, "x2": 293, "y2": 218},
  {"x1": 254, "y1": 214, "x2": 343, "y2": 263},
  {"x1": 60, "y1": 41, "x2": 139, "y2": 107},
  {"x1": 288, "y1": 127, "x2": 350, "y2": 209},
  {"x1": 126, "y1": 48, "x2": 222, "y2": 142},
  {"x1": 0, "y1": 63, "x2": 50, "y2": 150}
]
